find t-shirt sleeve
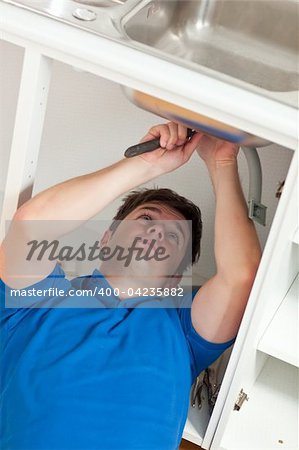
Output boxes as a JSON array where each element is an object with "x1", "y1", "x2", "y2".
[
  {"x1": 177, "y1": 290, "x2": 235, "y2": 383},
  {"x1": 0, "y1": 264, "x2": 70, "y2": 330}
]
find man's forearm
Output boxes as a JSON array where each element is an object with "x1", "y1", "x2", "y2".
[
  {"x1": 15, "y1": 157, "x2": 159, "y2": 228},
  {"x1": 211, "y1": 160, "x2": 261, "y2": 281}
]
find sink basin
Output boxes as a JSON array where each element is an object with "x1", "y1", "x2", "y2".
[
  {"x1": 123, "y1": 0, "x2": 299, "y2": 92},
  {"x1": 3, "y1": 0, "x2": 297, "y2": 146}
]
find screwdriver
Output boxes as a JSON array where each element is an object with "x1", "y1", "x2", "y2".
[{"x1": 124, "y1": 128, "x2": 196, "y2": 158}]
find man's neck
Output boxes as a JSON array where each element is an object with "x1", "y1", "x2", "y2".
[{"x1": 99, "y1": 263, "x2": 169, "y2": 300}]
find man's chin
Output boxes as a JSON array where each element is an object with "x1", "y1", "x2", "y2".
[{"x1": 101, "y1": 259, "x2": 169, "y2": 279}]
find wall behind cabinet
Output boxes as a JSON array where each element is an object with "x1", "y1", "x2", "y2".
[{"x1": 0, "y1": 40, "x2": 294, "y2": 283}]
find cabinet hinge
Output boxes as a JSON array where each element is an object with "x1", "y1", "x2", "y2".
[{"x1": 234, "y1": 388, "x2": 249, "y2": 411}]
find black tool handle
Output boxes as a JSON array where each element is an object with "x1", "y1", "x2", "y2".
[
  {"x1": 124, "y1": 128, "x2": 195, "y2": 158},
  {"x1": 124, "y1": 139, "x2": 161, "y2": 158}
]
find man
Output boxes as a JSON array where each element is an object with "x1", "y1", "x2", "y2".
[{"x1": 0, "y1": 122, "x2": 261, "y2": 449}]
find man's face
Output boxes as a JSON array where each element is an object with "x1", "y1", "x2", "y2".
[{"x1": 101, "y1": 202, "x2": 191, "y2": 286}]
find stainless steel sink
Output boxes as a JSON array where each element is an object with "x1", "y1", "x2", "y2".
[
  {"x1": 123, "y1": 0, "x2": 299, "y2": 92},
  {"x1": 5, "y1": 0, "x2": 298, "y2": 94},
  {"x1": 3, "y1": 0, "x2": 298, "y2": 146}
]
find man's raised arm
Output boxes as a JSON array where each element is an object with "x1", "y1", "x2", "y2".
[
  {"x1": 0, "y1": 123, "x2": 202, "y2": 288},
  {"x1": 191, "y1": 136, "x2": 262, "y2": 343}
]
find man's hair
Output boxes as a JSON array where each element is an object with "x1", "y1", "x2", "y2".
[{"x1": 110, "y1": 187, "x2": 202, "y2": 273}]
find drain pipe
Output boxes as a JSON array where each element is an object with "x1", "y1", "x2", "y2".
[{"x1": 241, "y1": 146, "x2": 267, "y2": 226}]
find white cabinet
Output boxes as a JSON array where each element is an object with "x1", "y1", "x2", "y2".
[
  {"x1": 181, "y1": 149, "x2": 298, "y2": 449},
  {"x1": 218, "y1": 357, "x2": 298, "y2": 450},
  {"x1": 258, "y1": 275, "x2": 298, "y2": 368},
  {"x1": 210, "y1": 151, "x2": 298, "y2": 450}
]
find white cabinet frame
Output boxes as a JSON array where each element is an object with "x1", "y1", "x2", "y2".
[
  {"x1": 210, "y1": 151, "x2": 298, "y2": 450},
  {"x1": 0, "y1": 49, "x2": 52, "y2": 237}
]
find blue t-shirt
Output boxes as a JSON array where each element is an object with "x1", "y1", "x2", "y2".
[{"x1": 0, "y1": 265, "x2": 234, "y2": 450}]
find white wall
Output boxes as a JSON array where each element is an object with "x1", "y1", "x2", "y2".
[{"x1": 0, "y1": 40, "x2": 294, "y2": 283}]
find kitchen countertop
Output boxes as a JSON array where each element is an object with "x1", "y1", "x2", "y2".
[{"x1": 0, "y1": 0, "x2": 298, "y2": 150}]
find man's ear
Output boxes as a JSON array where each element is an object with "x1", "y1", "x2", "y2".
[
  {"x1": 100, "y1": 229, "x2": 113, "y2": 247},
  {"x1": 164, "y1": 274, "x2": 182, "y2": 289}
]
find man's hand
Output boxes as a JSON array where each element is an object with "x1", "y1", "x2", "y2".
[
  {"x1": 196, "y1": 134, "x2": 239, "y2": 166},
  {"x1": 138, "y1": 122, "x2": 202, "y2": 175},
  {"x1": 195, "y1": 134, "x2": 240, "y2": 192}
]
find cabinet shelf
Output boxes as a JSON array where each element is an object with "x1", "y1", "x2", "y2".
[
  {"x1": 258, "y1": 274, "x2": 298, "y2": 367},
  {"x1": 183, "y1": 386, "x2": 210, "y2": 446},
  {"x1": 220, "y1": 357, "x2": 298, "y2": 450}
]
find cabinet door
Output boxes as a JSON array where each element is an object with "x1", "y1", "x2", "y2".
[{"x1": 206, "y1": 151, "x2": 298, "y2": 450}]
